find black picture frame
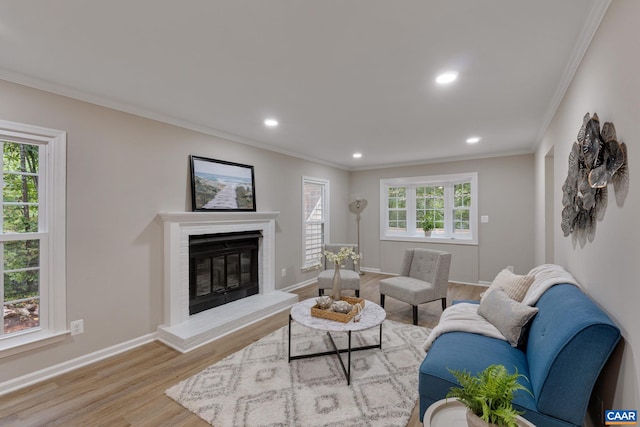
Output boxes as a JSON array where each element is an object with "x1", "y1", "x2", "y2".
[{"x1": 190, "y1": 155, "x2": 256, "y2": 212}]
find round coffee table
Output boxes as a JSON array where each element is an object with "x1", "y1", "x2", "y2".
[{"x1": 288, "y1": 298, "x2": 386, "y2": 385}]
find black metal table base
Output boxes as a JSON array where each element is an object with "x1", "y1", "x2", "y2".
[{"x1": 288, "y1": 314, "x2": 383, "y2": 385}]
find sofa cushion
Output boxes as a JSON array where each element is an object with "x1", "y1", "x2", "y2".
[
  {"x1": 486, "y1": 268, "x2": 535, "y2": 302},
  {"x1": 478, "y1": 288, "x2": 538, "y2": 346}
]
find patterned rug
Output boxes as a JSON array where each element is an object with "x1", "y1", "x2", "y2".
[{"x1": 166, "y1": 319, "x2": 431, "y2": 427}]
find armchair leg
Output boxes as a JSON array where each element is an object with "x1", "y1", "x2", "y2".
[
  {"x1": 355, "y1": 290, "x2": 360, "y2": 298},
  {"x1": 319, "y1": 289, "x2": 324, "y2": 297},
  {"x1": 441, "y1": 298, "x2": 447, "y2": 311},
  {"x1": 380, "y1": 294, "x2": 385, "y2": 308},
  {"x1": 412, "y1": 306, "x2": 418, "y2": 325}
]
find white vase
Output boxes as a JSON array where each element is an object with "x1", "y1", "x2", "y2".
[{"x1": 331, "y1": 264, "x2": 342, "y2": 300}]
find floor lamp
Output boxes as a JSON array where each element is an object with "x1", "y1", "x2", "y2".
[{"x1": 349, "y1": 195, "x2": 368, "y2": 275}]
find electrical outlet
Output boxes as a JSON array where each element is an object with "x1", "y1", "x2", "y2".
[
  {"x1": 70, "y1": 319, "x2": 84, "y2": 336},
  {"x1": 507, "y1": 265, "x2": 514, "y2": 272},
  {"x1": 281, "y1": 268, "x2": 287, "y2": 277}
]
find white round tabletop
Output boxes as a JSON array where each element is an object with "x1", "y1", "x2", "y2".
[
  {"x1": 424, "y1": 399, "x2": 536, "y2": 427},
  {"x1": 290, "y1": 298, "x2": 386, "y2": 332}
]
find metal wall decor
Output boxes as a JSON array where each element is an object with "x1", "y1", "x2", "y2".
[{"x1": 561, "y1": 112, "x2": 629, "y2": 245}]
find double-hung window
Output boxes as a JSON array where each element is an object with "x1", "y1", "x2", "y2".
[
  {"x1": 302, "y1": 177, "x2": 329, "y2": 269},
  {"x1": 0, "y1": 120, "x2": 66, "y2": 357},
  {"x1": 380, "y1": 173, "x2": 477, "y2": 244}
]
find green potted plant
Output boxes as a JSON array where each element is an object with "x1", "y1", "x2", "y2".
[
  {"x1": 419, "y1": 216, "x2": 434, "y2": 236},
  {"x1": 446, "y1": 364, "x2": 532, "y2": 427}
]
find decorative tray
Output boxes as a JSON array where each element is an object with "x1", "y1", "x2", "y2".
[{"x1": 310, "y1": 296, "x2": 365, "y2": 323}]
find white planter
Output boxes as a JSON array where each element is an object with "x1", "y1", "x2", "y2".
[{"x1": 466, "y1": 409, "x2": 498, "y2": 427}]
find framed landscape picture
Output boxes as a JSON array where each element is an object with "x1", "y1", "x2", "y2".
[{"x1": 190, "y1": 155, "x2": 256, "y2": 211}]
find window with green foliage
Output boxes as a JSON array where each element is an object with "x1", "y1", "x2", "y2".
[
  {"x1": 2, "y1": 141, "x2": 42, "y2": 335},
  {"x1": 380, "y1": 173, "x2": 478, "y2": 244},
  {"x1": 416, "y1": 185, "x2": 445, "y2": 232},
  {"x1": 0, "y1": 120, "x2": 66, "y2": 354},
  {"x1": 387, "y1": 186, "x2": 406, "y2": 232},
  {"x1": 453, "y1": 182, "x2": 472, "y2": 237}
]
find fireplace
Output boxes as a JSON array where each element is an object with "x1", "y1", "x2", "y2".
[
  {"x1": 189, "y1": 231, "x2": 261, "y2": 315},
  {"x1": 158, "y1": 211, "x2": 298, "y2": 353}
]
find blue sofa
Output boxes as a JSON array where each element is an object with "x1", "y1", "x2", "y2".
[{"x1": 419, "y1": 283, "x2": 621, "y2": 427}]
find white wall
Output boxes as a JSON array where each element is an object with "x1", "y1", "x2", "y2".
[
  {"x1": 0, "y1": 79, "x2": 350, "y2": 383},
  {"x1": 350, "y1": 154, "x2": 536, "y2": 283},
  {"x1": 535, "y1": 0, "x2": 640, "y2": 412}
]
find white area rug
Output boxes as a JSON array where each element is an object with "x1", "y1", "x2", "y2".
[{"x1": 166, "y1": 319, "x2": 430, "y2": 427}]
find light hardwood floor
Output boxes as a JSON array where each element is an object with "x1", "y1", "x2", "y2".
[{"x1": 0, "y1": 273, "x2": 484, "y2": 427}]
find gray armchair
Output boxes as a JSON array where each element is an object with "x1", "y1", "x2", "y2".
[
  {"x1": 317, "y1": 243, "x2": 360, "y2": 297},
  {"x1": 379, "y1": 248, "x2": 451, "y2": 325}
]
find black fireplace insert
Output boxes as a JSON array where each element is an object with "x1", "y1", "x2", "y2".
[{"x1": 189, "y1": 231, "x2": 261, "y2": 315}]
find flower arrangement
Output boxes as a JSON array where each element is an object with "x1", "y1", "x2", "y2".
[{"x1": 323, "y1": 246, "x2": 359, "y2": 267}]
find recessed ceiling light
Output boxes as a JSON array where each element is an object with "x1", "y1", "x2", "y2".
[
  {"x1": 352, "y1": 153, "x2": 362, "y2": 159},
  {"x1": 466, "y1": 137, "x2": 481, "y2": 144},
  {"x1": 435, "y1": 72, "x2": 458, "y2": 85},
  {"x1": 264, "y1": 118, "x2": 278, "y2": 127}
]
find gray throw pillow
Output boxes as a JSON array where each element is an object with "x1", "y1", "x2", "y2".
[{"x1": 478, "y1": 288, "x2": 539, "y2": 347}]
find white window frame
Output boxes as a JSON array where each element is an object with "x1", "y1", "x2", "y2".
[
  {"x1": 380, "y1": 172, "x2": 478, "y2": 245},
  {"x1": 0, "y1": 120, "x2": 67, "y2": 358},
  {"x1": 302, "y1": 176, "x2": 330, "y2": 270}
]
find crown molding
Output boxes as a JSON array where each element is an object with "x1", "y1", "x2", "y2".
[
  {"x1": 532, "y1": 0, "x2": 612, "y2": 150},
  {"x1": 0, "y1": 70, "x2": 350, "y2": 171}
]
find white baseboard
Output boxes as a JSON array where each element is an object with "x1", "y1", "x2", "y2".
[
  {"x1": 0, "y1": 332, "x2": 156, "y2": 396},
  {"x1": 280, "y1": 277, "x2": 317, "y2": 293},
  {"x1": 451, "y1": 280, "x2": 490, "y2": 287}
]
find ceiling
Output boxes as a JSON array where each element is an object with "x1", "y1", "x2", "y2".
[{"x1": 0, "y1": 0, "x2": 608, "y2": 170}]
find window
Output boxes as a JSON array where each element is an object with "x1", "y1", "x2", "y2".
[
  {"x1": 387, "y1": 187, "x2": 406, "y2": 232},
  {"x1": 380, "y1": 173, "x2": 477, "y2": 244},
  {"x1": 302, "y1": 177, "x2": 329, "y2": 269},
  {"x1": 0, "y1": 120, "x2": 66, "y2": 357}
]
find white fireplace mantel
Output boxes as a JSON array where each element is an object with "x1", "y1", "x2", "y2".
[{"x1": 157, "y1": 211, "x2": 298, "y2": 352}]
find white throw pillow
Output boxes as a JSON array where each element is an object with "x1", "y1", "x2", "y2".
[{"x1": 484, "y1": 268, "x2": 535, "y2": 302}]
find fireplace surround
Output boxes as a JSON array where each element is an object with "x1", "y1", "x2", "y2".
[{"x1": 157, "y1": 211, "x2": 297, "y2": 352}]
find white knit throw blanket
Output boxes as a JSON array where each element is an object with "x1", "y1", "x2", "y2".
[{"x1": 423, "y1": 264, "x2": 581, "y2": 352}]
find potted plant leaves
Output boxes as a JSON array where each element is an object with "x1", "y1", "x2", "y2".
[
  {"x1": 446, "y1": 364, "x2": 533, "y2": 427},
  {"x1": 419, "y1": 216, "x2": 435, "y2": 237}
]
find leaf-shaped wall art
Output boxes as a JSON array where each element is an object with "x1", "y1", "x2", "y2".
[{"x1": 561, "y1": 113, "x2": 629, "y2": 245}]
